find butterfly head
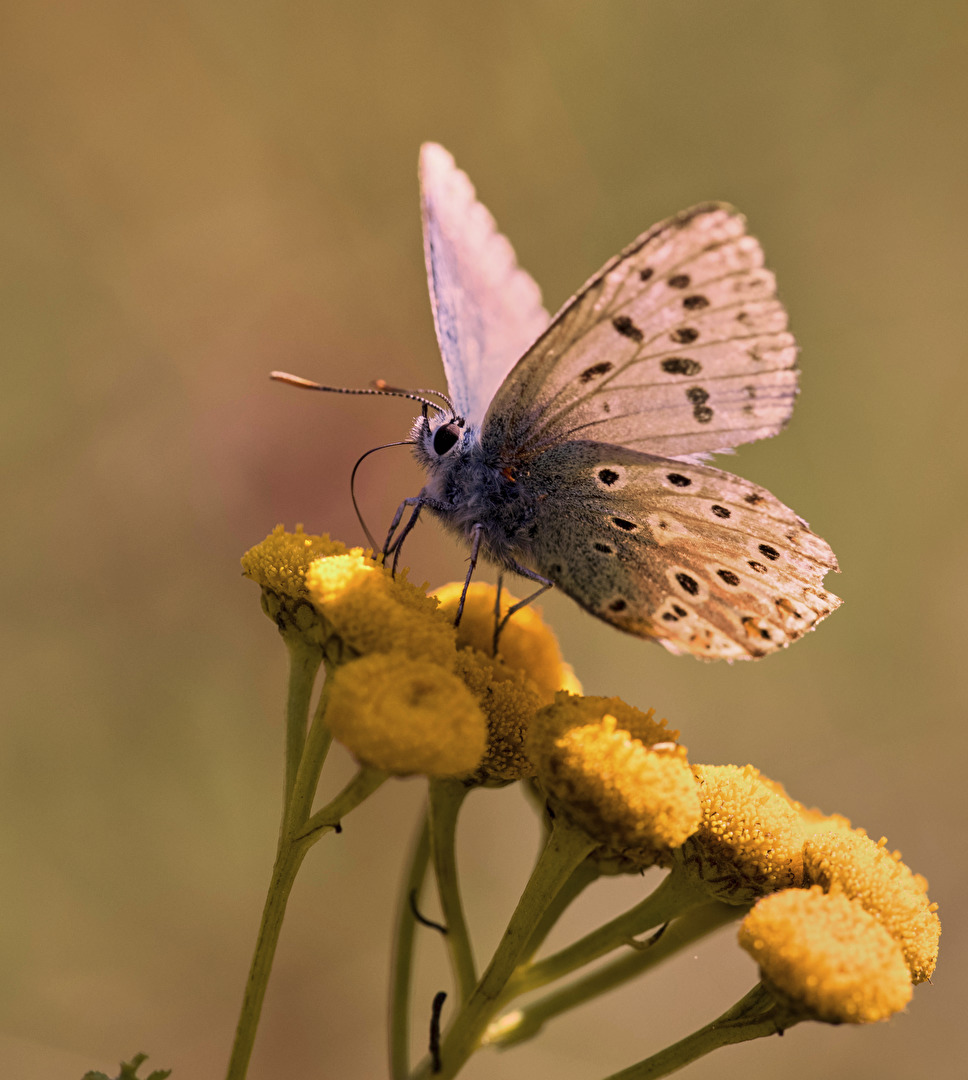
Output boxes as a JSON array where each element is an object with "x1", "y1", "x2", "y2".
[{"x1": 412, "y1": 410, "x2": 471, "y2": 472}]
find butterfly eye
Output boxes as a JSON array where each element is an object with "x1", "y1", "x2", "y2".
[{"x1": 432, "y1": 422, "x2": 461, "y2": 456}]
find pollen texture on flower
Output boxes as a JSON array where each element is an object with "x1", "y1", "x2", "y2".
[
  {"x1": 739, "y1": 887, "x2": 913, "y2": 1023},
  {"x1": 241, "y1": 525, "x2": 349, "y2": 642},
  {"x1": 325, "y1": 651, "x2": 486, "y2": 776},
  {"x1": 434, "y1": 582, "x2": 581, "y2": 702},
  {"x1": 306, "y1": 551, "x2": 457, "y2": 666},
  {"x1": 677, "y1": 764, "x2": 805, "y2": 903},
  {"x1": 454, "y1": 648, "x2": 543, "y2": 782},
  {"x1": 803, "y1": 829, "x2": 940, "y2": 983},
  {"x1": 526, "y1": 694, "x2": 699, "y2": 868}
]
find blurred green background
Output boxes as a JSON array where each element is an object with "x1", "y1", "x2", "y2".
[{"x1": 2, "y1": 3, "x2": 965, "y2": 1078}]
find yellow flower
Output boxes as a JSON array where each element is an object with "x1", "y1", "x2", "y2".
[
  {"x1": 526, "y1": 694, "x2": 699, "y2": 868},
  {"x1": 803, "y1": 829, "x2": 940, "y2": 983},
  {"x1": 325, "y1": 651, "x2": 486, "y2": 777},
  {"x1": 305, "y1": 550, "x2": 457, "y2": 667},
  {"x1": 241, "y1": 525, "x2": 348, "y2": 643},
  {"x1": 677, "y1": 764, "x2": 805, "y2": 903},
  {"x1": 434, "y1": 582, "x2": 581, "y2": 702},
  {"x1": 453, "y1": 648, "x2": 543, "y2": 783},
  {"x1": 739, "y1": 887, "x2": 912, "y2": 1023}
]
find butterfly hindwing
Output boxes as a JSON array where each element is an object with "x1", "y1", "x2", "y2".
[
  {"x1": 419, "y1": 143, "x2": 550, "y2": 427},
  {"x1": 482, "y1": 204, "x2": 798, "y2": 462},
  {"x1": 524, "y1": 442, "x2": 841, "y2": 660}
]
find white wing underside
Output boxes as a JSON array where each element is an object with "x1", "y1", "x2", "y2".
[
  {"x1": 420, "y1": 143, "x2": 550, "y2": 427},
  {"x1": 483, "y1": 204, "x2": 800, "y2": 462}
]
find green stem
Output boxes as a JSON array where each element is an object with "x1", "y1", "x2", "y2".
[
  {"x1": 485, "y1": 902, "x2": 742, "y2": 1048},
  {"x1": 516, "y1": 857, "x2": 600, "y2": 966},
  {"x1": 294, "y1": 766, "x2": 388, "y2": 842},
  {"x1": 281, "y1": 637, "x2": 323, "y2": 811},
  {"x1": 225, "y1": 834, "x2": 311, "y2": 1080},
  {"x1": 428, "y1": 779, "x2": 476, "y2": 1002},
  {"x1": 415, "y1": 820, "x2": 597, "y2": 1080},
  {"x1": 506, "y1": 863, "x2": 710, "y2": 999},
  {"x1": 226, "y1": 653, "x2": 384, "y2": 1080},
  {"x1": 600, "y1": 983, "x2": 789, "y2": 1080},
  {"x1": 389, "y1": 810, "x2": 432, "y2": 1080},
  {"x1": 286, "y1": 674, "x2": 335, "y2": 830}
]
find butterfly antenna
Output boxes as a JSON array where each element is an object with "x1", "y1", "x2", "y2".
[
  {"x1": 371, "y1": 379, "x2": 455, "y2": 415},
  {"x1": 271, "y1": 371, "x2": 447, "y2": 416},
  {"x1": 349, "y1": 440, "x2": 415, "y2": 550}
]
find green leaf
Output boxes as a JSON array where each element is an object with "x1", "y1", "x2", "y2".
[{"x1": 81, "y1": 1052, "x2": 171, "y2": 1080}]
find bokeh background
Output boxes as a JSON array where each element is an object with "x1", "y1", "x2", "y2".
[{"x1": 2, "y1": 3, "x2": 965, "y2": 1078}]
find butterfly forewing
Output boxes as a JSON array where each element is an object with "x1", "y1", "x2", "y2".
[
  {"x1": 482, "y1": 204, "x2": 799, "y2": 461},
  {"x1": 419, "y1": 143, "x2": 550, "y2": 427},
  {"x1": 525, "y1": 443, "x2": 841, "y2": 660}
]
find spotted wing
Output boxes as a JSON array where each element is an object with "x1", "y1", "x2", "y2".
[
  {"x1": 482, "y1": 204, "x2": 797, "y2": 462},
  {"x1": 420, "y1": 143, "x2": 550, "y2": 428},
  {"x1": 523, "y1": 442, "x2": 840, "y2": 660}
]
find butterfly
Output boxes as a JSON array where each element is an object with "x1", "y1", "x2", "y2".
[{"x1": 279, "y1": 144, "x2": 841, "y2": 660}]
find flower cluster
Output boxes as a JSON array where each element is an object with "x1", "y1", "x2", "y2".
[{"x1": 242, "y1": 528, "x2": 940, "y2": 1039}]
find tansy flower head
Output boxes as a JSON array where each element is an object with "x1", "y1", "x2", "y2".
[
  {"x1": 242, "y1": 525, "x2": 348, "y2": 643},
  {"x1": 453, "y1": 648, "x2": 543, "y2": 783},
  {"x1": 325, "y1": 651, "x2": 487, "y2": 777},
  {"x1": 677, "y1": 764, "x2": 805, "y2": 903},
  {"x1": 306, "y1": 550, "x2": 457, "y2": 667},
  {"x1": 739, "y1": 887, "x2": 913, "y2": 1024},
  {"x1": 803, "y1": 829, "x2": 940, "y2": 983},
  {"x1": 434, "y1": 582, "x2": 581, "y2": 703},
  {"x1": 526, "y1": 694, "x2": 699, "y2": 869}
]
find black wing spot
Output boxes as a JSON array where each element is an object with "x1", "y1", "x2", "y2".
[
  {"x1": 718, "y1": 569, "x2": 740, "y2": 586},
  {"x1": 676, "y1": 573, "x2": 699, "y2": 596},
  {"x1": 609, "y1": 599, "x2": 627, "y2": 613},
  {"x1": 748, "y1": 560, "x2": 768, "y2": 573},
  {"x1": 662, "y1": 612, "x2": 678, "y2": 622},
  {"x1": 612, "y1": 315, "x2": 644, "y2": 343},
  {"x1": 673, "y1": 604, "x2": 688, "y2": 617},
  {"x1": 686, "y1": 386, "x2": 713, "y2": 423},
  {"x1": 611, "y1": 517, "x2": 637, "y2": 531},
  {"x1": 662, "y1": 357, "x2": 702, "y2": 376},
  {"x1": 711, "y1": 505, "x2": 731, "y2": 519},
  {"x1": 745, "y1": 493, "x2": 765, "y2": 505},
  {"x1": 598, "y1": 468, "x2": 619, "y2": 486},
  {"x1": 668, "y1": 273, "x2": 691, "y2": 288},
  {"x1": 640, "y1": 267, "x2": 654, "y2": 282},
  {"x1": 758, "y1": 544, "x2": 780, "y2": 561},
  {"x1": 671, "y1": 327, "x2": 699, "y2": 344},
  {"x1": 594, "y1": 542, "x2": 614, "y2": 554},
  {"x1": 667, "y1": 473, "x2": 692, "y2": 487},
  {"x1": 683, "y1": 294, "x2": 709, "y2": 310},
  {"x1": 579, "y1": 361, "x2": 614, "y2": 383}
]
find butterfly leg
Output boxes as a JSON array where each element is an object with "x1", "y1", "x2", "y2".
[
  {"x1": 383, "y1": 497, "x2": 424, "y2": 575},
  {"x1": 493, "y1": 562, "x2": 554, "y2": 654},
  {"x1": 492, "y1": 574, "x2": 505, "y2": 657},
  {"x1": 452, "y1": 523, "x2": 483, "y2": 629}
]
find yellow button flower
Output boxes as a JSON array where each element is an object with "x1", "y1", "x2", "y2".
[
  {"x1": 306, "y1": 550, "x2": 457, "y2": 667},
  {"x1": 739, "y1": 887, "x2": 913, "y2": 1023},
  {"x1": 241, "y1": 525, "x2": 348, "y2": 644},
  {"x1": 527, "y1": 694, "x2": 699, "y2": 868},
  {"x1": 677, "y1": 764, "x2": 805, "y2": 903},
  {"x1": 804, "y1": 829, "x2": 940, "y2": 983},
  {"x1": 325, "y1": 651, "x2": 487, "y2": 777},
  {"x1": 434, "y1": 582, "x2": 581, "y2": 702}
]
